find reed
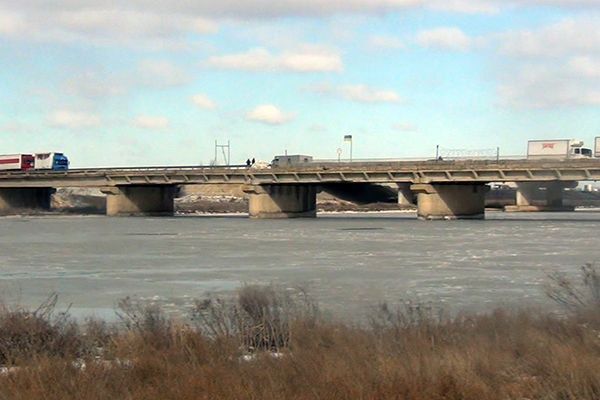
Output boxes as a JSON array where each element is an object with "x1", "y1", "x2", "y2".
[{"x1": 0, "y1": 268, "x2": 599, "y2": 400}]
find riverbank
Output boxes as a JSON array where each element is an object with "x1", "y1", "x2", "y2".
[{"x1": 1, "y1": 270, "x2": 599, "y2": 400}]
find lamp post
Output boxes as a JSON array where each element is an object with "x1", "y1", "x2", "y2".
[{"x1": 344, "y1": 135, "x2": 353, "y2": 162}]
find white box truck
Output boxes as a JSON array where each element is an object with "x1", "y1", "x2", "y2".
[
  {"x1": 595, "y1": 137, "x2": 600, "y2": 158},
  {"x1": 527, "y1": 139, "x2": 593, "y2": 160}
]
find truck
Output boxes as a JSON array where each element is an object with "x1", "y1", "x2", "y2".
[
  {"x1": 0, "y1": 154, "x2": 35, "y2": 171},
  {"x1": 595, "y1": 137, "x2": 600, "y2": 158},
  {"x1": 33, "y1": 152, "x2": 70, "y2": 171},
  {"x1": 271, "y1": 154, "x2": 313, "y2": 167},
  {"x1": 0, "y1": 153, "x2": 69, "y2": 171},
  {"x1": 527, "y1": 139, "x2": 593, "y2": 160}
]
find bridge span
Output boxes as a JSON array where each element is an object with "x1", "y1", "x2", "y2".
[{"x1": 1, "y1": 159, "x2": 599, "y2": 220}]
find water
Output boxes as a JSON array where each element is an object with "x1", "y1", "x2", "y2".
[{"x1": 1, "y1": 211, "x2": 599, "y2": 320}]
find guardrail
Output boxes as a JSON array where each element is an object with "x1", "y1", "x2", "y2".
[
  {"x1": 312, "y1": 155, "x2": 527, "y2": 163},
  {"x1": 68, "y1": 164, "x2": 249, "y2": 172}
]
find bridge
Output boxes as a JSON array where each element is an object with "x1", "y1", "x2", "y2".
[{"x1": 1, "y1": 158, "x2": 599, "y2": 220}]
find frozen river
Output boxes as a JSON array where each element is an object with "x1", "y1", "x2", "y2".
[{"x1": 1, "y1": 211, "x2": 599, "y2": 320}]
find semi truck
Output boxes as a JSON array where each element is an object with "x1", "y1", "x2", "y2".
[
  {"x1": 0, "y1": 153, "x2": 69, "y2": 171},
  {"x1": 527, "y1": 139, "x2": 593, "y2": 160},
  {"x1": 0, "y1": 154, "x2": 35, "y2": 171}
]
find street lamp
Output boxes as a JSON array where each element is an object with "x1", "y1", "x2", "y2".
[{"x1": 344, "y1": 134, "x2": 353, "y2": 162}]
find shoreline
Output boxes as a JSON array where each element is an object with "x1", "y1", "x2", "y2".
[{"x1": 4, "y1": 207, "x2": 600, "y2": 218}]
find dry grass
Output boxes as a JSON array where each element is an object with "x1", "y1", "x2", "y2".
[{"x1": 0, "y1": 275, "x2": 599, "y2": 400}]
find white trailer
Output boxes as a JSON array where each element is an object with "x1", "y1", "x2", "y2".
[
  {"x1": 0, "y1": 154, "x2": 34, "y2": 171},
  {"x1": 595, "y1": 137, "x2": 600, "y2": 158},
  {"x1": 527, "y1": 139, "x2": 592, "y2": 160},
  {"x1": 271, "y1": 155, "x2": 313, "y2": 167}
]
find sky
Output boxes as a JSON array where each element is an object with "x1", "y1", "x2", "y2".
[{"x1": 0, "y1": 0, "x2": 599, "y2": 167}]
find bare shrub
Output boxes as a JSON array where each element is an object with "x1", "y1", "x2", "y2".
[
  {"x1": 1, "y1": 292, "x2": 600, "y2": 399},
  {"x1": 546, "y1": 263, "x2": 600, "y2": 312},
  {"x1": 193, "y1": 284, "x2": 319, "y2": 352},
  {"x1": 370, "y1": 300, "x2": 445, "y2": 331},
  {"x1": 0, "y1": 294, "x2": 81, "y2": 365},
  {"x1": 115, "y1": 297, "x2": 176, "y2": 349}
]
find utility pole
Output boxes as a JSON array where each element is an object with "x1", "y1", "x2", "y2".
[
  {"x1": 214, "y1": 140, "x2": 231, "y2": 166},
  {"x1": 344, "y1": 135, "x2": 353, "y2": 162}
]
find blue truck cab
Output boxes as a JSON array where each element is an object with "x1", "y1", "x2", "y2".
[
  {"x1": 52, "y1": 153, "x2": 69, "y2": 171},
  {"x1": 34, "y1": 152, "x2": 70, "y2": 171}
]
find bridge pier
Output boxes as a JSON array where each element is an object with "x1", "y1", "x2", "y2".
[
  {"x1": 411, "y1": 183, "x2": 488, "y2": 220},
  {"x1": 0, "y1": 188, "x2": 54, "y2": 214},
  {"x1": 397, "y1": 183, "x2": 416, "y2": 206},
  {"x1": 102, "y1": 185, "x2": 176, "y2": 216},
  {"x1": 506, "y1": 182, "x2": 575, "y2": 212},
  {"x1": 244, "y1": 184, "x2": 317, "y2": 219}
]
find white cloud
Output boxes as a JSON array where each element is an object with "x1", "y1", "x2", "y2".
[
  {"x1": 62, "y1": 61, "x2": 190, "y2": 102},
  {"x1": 496, "y1": 16, "x2": 600, "y2": 108},
  {"x1": 206, "y1": 47, "x2": 343, "y2": 73},
  {"x1": 568, "y1": 56, "x2": 600, "y2": 78},
  {"x1": 191, "y1": 94, "x2": 217, "y2": 109},
  {"x1": 497, "y1": 64, "x2": 600, "y2": 108},
  {"x1": 0, "y1": 0, "x2": 598, "y2": 50},
  {"x1": 64, "y1": 71, "x2": 128, "y2": 99},
  {"x1": 393, "y1": 122, "x2": 419, "y2": 132},
  {"x1": 511, "y1": 0, "x2": 600, "y2": 7},
  {"x1": 367, "y1": 35, "x2": 405, "y2": 50},
  {"x1": 246, "y1": 105, "x2": 295, "y2": 125},
  {"x1": 312, "y1": 84, "x2": 403, "y2": 103},
  {"x1": 428, "y1": 0, "x2": 600, "y2": 13},
  {"x1": 500, "y1": 17, "x2": 600, "y2": 58},
  {"x1": 1, "y1": 0, "x2": 598, "y2": 53},
  {"x1": 0, "y1": 8, "x2": 25, "y2": 35},
  {"x1": 136, "y1": 60, "x2": 191, "y2": 88},
  {"x1": 0, "y1": 6, "x2": 217, "y2": 49},
  {"x1": 47, "y1": 110, "x2": 101, "y2": 129},
  {"x1": 427, "y1": 0, "x2": 499, "y2": 14},
  {"x1": 133, "y1": 115, "x2": 170, "y2": 130},
  {"x1": 416, "y1": 27, "x2": 473, "y2": 51},
  {"x1": 56, "y1": 0, "x2": 422, "y2": 18}
]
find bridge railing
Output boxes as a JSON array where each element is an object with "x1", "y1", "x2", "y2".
[
  {"x1": 313, "y1": 155, "x2": 526, "y2": 163},
  {"x1": 67, "y1": 164, "x2": 250, "y2": 173}
]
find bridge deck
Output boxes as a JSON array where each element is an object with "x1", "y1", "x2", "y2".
[{"x1": 0, "y1": 159, "x2": 599, "y2": 188}]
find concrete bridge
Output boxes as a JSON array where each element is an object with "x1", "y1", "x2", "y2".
[{"x1": 1, "y1": 158, "x2": 599, "y2": 220}]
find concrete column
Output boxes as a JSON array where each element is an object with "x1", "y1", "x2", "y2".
[
  {"x1": 397, "y1": 183, "x2": 416, "y2": 206},
  {"x1": 506, "y1": 182, "x2": 575, "y2": 212},
  {"x1": 244, "y1": 184, "x2": 317, "y2": 219},
  {"x1": 411, "y1": 183, "x2": 489, "y2": 220},
  {"x1": 515, "y1": 182, "x2": 540, "y2": 208},
  {"x1": 0, "y1": 188, "x2": 54, "y2": 214},
  {"x1": 102, "y1": 185, "x2": 175, "y2": 216}
]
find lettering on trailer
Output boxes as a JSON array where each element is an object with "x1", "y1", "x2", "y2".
[
  {"x1": 542, "y1": 143, "x2": 556, "y2": 149},
  {"x1": 0, "y1": 158, "x2": 20, "y2": 164}
]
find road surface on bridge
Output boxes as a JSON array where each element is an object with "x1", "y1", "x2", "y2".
[{"x1": 0, "y1": 159, "x2": 599, "y2": 188}]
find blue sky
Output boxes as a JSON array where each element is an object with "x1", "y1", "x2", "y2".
[{"x1": 0, "y1": 1, "x2": 598, "y2": 167}]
